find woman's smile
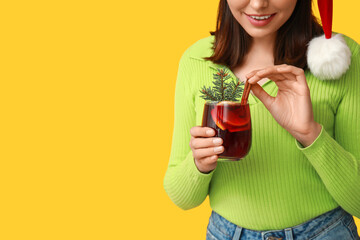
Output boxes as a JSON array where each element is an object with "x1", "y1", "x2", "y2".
[
  {"x1": 245, "y1": 13, "x2": 276, "y2": 27},
  {"x1": 227, "y1": 0, "x2": 297, "y2": 40}
]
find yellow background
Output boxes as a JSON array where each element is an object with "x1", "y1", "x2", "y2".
[{"x1": 1, "y1": 0, "x2": 359, "y2": 239}]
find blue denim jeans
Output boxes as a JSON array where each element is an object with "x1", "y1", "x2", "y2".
[{"x1": 206, "y1": 207, "x2": 360, "y2": 240}]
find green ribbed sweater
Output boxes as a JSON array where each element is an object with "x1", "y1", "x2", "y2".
[{"x1": 163, "y1": 34, "x2": 360, "y2": 230}]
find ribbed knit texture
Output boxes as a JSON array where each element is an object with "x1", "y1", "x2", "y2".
[{"x1": 163, "y1": 34, "x2": 360, "y2": 230}]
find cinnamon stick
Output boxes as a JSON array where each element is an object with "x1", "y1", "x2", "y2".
[{"x1": 240, "y1": 80, "x2": 251, "y2": 105}]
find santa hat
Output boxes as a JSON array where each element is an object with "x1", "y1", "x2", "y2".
[{"x1": 307, "y1": 0, "x2": 351, "y2": 80}]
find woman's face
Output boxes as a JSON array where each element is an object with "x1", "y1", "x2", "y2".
[{"x1": 227, "y1": 0, "x2": 297, "y2": 40}]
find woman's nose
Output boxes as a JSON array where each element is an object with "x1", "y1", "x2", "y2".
[{"x1": 250, "y1": 0, "x2": 269, "y2": 10}]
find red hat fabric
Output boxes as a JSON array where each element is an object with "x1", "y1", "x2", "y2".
[
  {"x1": 317, "y1": 0, "x2": 333, "y2": 39},
  {"x1": 307, "y1": 0, "x2": 351, "y2": 80}
]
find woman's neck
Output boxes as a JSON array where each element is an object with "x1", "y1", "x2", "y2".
[
  {"x1": 231, "y1": 34, "x2": 276, "y2": 86},
  {"x1": 245, "y1": 34, "x2": 276, "y2": 66}
]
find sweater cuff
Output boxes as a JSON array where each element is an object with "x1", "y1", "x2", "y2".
[
  {"x1": 295, "y1": 124, "x2": 325, "y2": 150},
  {"x1": 294, "y1": 124, "x2": 340, "y2": 170}
]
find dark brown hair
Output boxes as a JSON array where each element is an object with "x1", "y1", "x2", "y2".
[{"x1": 204, "y1": 0, "x2": 324, "y2": 70}]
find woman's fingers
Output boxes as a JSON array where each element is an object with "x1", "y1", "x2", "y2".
[
  {"x1": 189, "y1": 126, "x2": 223, "y2": 173},
  {"x1": 245, "y1": 69, "x2": 263, "y2": 79},
  {"x1": 250, "y1": 83, "x2": 275, "y2": 110},
  {"x1": 277, "y1": 64, "x2": 304, "y2": 76},
  {"x1": 277, "y1": 66, "x2": 307, "y2": 84},
  {"x1": 190, "y1": 126, "x2": 216, "y2": 138},
  {"x1": 247, "y1": 65, "x2": 304, "y2": 85},
  {"x1": 189, "y1": 126, "x2": 224, "y2": 161},
  {"x1": 192, "y1": 146, "x2": 224, "y2": 160},
  {"x1": 197, "y1": 155, "x2": 218, "y2": 166},
  {"x1": 190, "y1": 137, "x2": 223, "y2": 149},
  {"x1": 247, "y1": 67, "x2": 285, "y2": 84}
]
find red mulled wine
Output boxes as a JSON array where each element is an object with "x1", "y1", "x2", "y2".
[{"x1": 202, "y1": 101, "x2": 252, "y2": 161}]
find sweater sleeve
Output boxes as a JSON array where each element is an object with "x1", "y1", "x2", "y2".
[
  {"x1": 163, "y1": 50, "x2": 214, "y2": 210},
  {"x1": 295, "y1": 44, "x2": 360, "y2": 218}
]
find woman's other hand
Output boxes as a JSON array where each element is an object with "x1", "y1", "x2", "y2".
[
  {"x1": 189, "y1": 126, "x2": 224, "y2": 174},
  {"x1": 246, "y1": 64, "x2": 322, "y2": 147}
]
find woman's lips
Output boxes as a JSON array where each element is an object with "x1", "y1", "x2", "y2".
[{"x1": 245, "y1": 13, "x2": 276, "y2": 27}]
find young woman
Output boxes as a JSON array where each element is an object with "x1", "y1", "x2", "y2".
[{"x1": 164, "y1": 0, "x2": 360, "y2": 239}]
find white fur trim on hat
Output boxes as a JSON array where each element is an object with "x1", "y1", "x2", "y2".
[{"x1": 307, "y1": 33, "x2": 351, "y2": 80}]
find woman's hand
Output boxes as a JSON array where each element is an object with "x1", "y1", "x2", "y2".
[
  {"x1": 189, "y1": 126, "x2": 224, "y2": 173},
  {"x1": 246, "y1": 64, "x2": 322, "y2": 147}
]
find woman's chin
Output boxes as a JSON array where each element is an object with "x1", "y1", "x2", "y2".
[{"x1": 246, "y1": 30, "x2": 276, "y2": 40}]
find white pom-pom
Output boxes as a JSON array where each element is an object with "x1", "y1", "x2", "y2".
[{"x1": 307, "y1": 34, "x2": 351, "y2": 80}]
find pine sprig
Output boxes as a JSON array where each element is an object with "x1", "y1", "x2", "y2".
[
  {"x1": 199, "y1": 68, "x2": 244, "y2": 102},
  {"x1": 200, "y1": 87, "x2": 217, "y2": 101},
  {"x1": 225, "y1": 78, "x2": 244, "y2": 101},
  {"x1": 212, "y1": 68, "x2": 231, "y2": 101}
]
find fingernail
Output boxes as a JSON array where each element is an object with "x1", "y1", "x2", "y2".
[
  {"x1": 214, "y1": 146, "x2": 223, "y2": 153},
  {"x1": 213, "y1": 138, "x2": 222, "y2": 144},
  {"x1": 206, "y1": 129, "x2": 215, "y2": 136}
]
